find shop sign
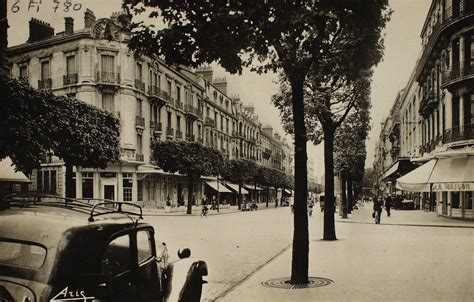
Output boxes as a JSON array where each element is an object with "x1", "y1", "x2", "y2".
[
  {"x1": 100, "y1": 172, "x2": 116, "y2": 178},
  {"x1": 396, "y1": 182, "x2": 430, "y2": 192},
  {"x1": 432, "y1": 183, "x2": 472, "y2": 192}
]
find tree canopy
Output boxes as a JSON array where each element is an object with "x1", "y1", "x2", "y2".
[
  {"x1": 124, "y1": 0, "x2": 390, "y2": 283},
  {"x1": 0, "y1": 78, "x2": 120, "y2": 174}
]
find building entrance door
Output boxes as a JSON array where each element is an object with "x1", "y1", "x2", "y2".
[{"x1": 104, "y1": 185, "x2": 115, "y2": 201}]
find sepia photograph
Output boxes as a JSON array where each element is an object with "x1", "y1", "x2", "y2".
[{"x1": 0, "y1": 0, "x2": 473, "y2": 301}]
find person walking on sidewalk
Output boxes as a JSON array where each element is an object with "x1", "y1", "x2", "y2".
[
  {"x1": 385, "y1": 195, "x2": 392, "y2": 217},
  {"x1": 373, "y1": 196, "x2": 383, "y2": 224}
]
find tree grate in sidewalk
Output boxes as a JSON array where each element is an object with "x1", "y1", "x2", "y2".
[{"x1": 261, "y1": 277, "x2": 333, "y2": 289}]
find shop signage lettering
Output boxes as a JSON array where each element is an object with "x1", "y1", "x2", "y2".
[{"x1": 432, "y1": 183, "x2": 472, "y2": 192}]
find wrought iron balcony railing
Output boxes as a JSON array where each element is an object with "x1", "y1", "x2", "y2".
[
  {"x1": 97, "y1": 71, "x2": 120, "y2": 85},
  {"x1": 135, "y1": 79, "x2": 145, "y2": 91},
  {"x1": 38, "y1": 78, "x2": 52, "y2": 90},
  {"x1": 63, "y1": 73, "x2": 78, "y2": 85},
  {"x1": 135, "y1": 116, "x2": 145, "y2": 128}
]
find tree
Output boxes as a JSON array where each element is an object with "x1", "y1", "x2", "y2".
[
  {"x1": 0, "y1": 78, "x2": 121, "y2": 198},
  {"x1": 221, "y1": 158, "x2": 257, "y2": 210},
  {"x1": 151, "y1": 140, "x2": 223, "y2": 214},
  {"x1": 255, "y1": 166, "x2": 272, "y2": 207},
  {"x1": 124, "y1": 0, "x2": 389, "y2": 283},
  {"x1": 334, "y1": 104, "x2": 371, "y2": 218}
]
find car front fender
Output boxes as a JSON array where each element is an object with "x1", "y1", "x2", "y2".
[{"x1": 164, "y1": 258, "x2": 207, "y2": 302}]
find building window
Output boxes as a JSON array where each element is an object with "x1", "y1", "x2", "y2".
[
  {"x1": 167, "y1": 112, "x2": 172, "y2": 128},
  {"x1": 101, "y1": 55, "x2": 114, "y2": 74},
  {"x1": 41, "y1": 61, "x2": 50, "y2": 80},
  {"x1": 82, "y1": 172, "x2": 93, "y2": 199},
  {"x1": 177, "y1": 116, "x2": 181, "y2": 131},
  {"x1": 167, "y1": 80, "x2": 172, "y2": 96},
  {"x1": 102, "y1": 92, "x2": 114, "y2": 112},
  {"x1": 19, "y1": 65, "x2": 28, "y2": 82},
  {"x1": 66, "y1": 55, "x2": 76, "y2": 75},
  {"x1": 123, "y1": 173, "x2": 133, "y2": 202},
  {"x1": 137, "y1": 99, "x2": 143, "y2": 117},
  {"x1": 177, "y1": 86, "x2": 181, "y2": 103},
  {"x1": 136, "y1": 62, "x2": 142, "y2": 81},
  {"x1": 36, "y1": 170, "x2": 57, "y2": 194},
  {"x1": 136, "y1": 134, "x2": 143, "y2": 155}
]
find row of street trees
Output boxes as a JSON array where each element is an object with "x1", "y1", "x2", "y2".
[
  {"x1": 124, "y1": 0, "x2": 390, "y2": 284},
  {"x1": 151, "y1": 140, "x2": 293, "y2": 215},
  {"x1": 0, "y1": 77, "x2": 121, "y2": 200}
]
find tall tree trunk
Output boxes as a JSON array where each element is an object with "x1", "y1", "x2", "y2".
[
  {"x1": 348, "y1": 175, "x2": 353, "y2": 214},
  {"x1": 340, "y1": 170, "x2": 347, "y2": 218},
  {"x1": 187, "y1": 175, "x2": 193, "y2": 215},
  {"x1": 266, "y1": 186, "x2": 269, "y2": 207},
  {"x1": 65, "y1": 162, "x2": 74, "y2": 199},
  {"x1": 323, "y1": 126, "x2": 337, "y2": 240},
  {"x1": 289, "y1": 76, "x2": 309, "y2": 284}
]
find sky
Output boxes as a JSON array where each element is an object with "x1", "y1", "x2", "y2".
[{"x1": 7, "y1": 0, "x2": 432, "y2": 182}]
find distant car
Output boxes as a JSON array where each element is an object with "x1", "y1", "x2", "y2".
[{"x1": 0, "y1": 194, "x2": 207, "y2": 302}]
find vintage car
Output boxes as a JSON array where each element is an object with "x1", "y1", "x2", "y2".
[{"x1": 0, "y1": 194, "x2": 207, "y2": 302}]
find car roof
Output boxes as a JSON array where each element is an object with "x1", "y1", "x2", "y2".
[{"x1": 0, "y1": 206, "x2": 149, "y2": 246}]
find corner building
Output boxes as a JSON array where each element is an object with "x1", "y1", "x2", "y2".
[{"x1": 8, "y1": 10, "x2": 293, "y2": 208}]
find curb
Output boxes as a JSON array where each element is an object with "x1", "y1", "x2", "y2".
[{"x1": 335, "y1": 219, "x2": 474, "y2": 229}]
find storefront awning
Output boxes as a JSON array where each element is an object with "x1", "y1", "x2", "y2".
[
  {"x1": 206, "y1": 181, "x2": 232, "y2": 193},
  {"x1": 225, "y1": 183, "x2": 249, "y2": 194},
  {"x1": 283, "y1": 189, "x2": 292, "y2": 195},
  {"x1": 0, "y1": 158, "x2": 30, "y2": 183},
  {"x1": 382, "y1": 161, "x2": 399, "y2": 180},
  {"x1": 430, "y1": 157, "x2": 474, "y2": 192},
  {"x1": 396, "y1": 159, "x2": 437, "y2": 192},
  {"x1": 244, "y1": 184, "x2": 264, "y2": 191}
]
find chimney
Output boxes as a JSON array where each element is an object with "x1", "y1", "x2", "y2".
[
  {"x1": 84, "y1": 9, "x2": 96, "y2": 28},
  {"x1": 195, "y1": 66, "x2": 213, "y2": 83},
  {"x1": 213, "y1": 77, "x2": 227, "y2": 95},
  {"x1": 243, "y1": 105, "x2": 255, "y2": 115},
  {"x1": 262, "y1": 126, "x2": 273, "y2": 137},
  {"x1": 28, "y1": 18, "x2": 54, "y2": 43},
  {"x1": 65, "y1": 17, "x2": 74, "y2": 35}
]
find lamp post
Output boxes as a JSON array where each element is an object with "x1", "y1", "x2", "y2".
[{"x1": 216, "y1": 174, "x2": 220, "y2": 212}]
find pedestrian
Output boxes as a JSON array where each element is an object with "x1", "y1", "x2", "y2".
[
  {"x1": 373, "y1": 196, "x2": 383, "y2": 224},
  {"x1": 385, "y1": 195, "x2": 392, "y2": 217}
]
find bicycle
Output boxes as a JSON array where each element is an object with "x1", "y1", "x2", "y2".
[{"x1": 201, "y1": 205, "x2": 208, "y2": 218}]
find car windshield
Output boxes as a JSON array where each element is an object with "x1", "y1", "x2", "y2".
[{"x1": 0, "y1": 240, "x2": 47, "y2": 269}]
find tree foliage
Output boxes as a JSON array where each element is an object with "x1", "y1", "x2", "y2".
[
  {"x1": 124, "y1": 0, "x2": 390, "y2": 283},
  {"x1": 152, "y1": 140, "x2": 224, "y2": 214},
  {"x1": 152, "y1": 140, "x2": 223, "y2": 177},
  {"x1": 0, "y1": 78, "x2": 120, "y2": 174}
]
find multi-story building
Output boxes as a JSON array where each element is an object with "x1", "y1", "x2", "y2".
[
  {"x1": 374, "y1": 0, "x2": 473, "y2": 219},
  {"x1": 8, "y1": 10, "x2": 293, "y2": 208}
]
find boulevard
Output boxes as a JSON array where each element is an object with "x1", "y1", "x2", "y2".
[{"x1": 145, "y1": 206, "x2": 474, "y2": 301}]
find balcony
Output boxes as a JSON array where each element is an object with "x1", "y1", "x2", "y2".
[
  {"x1": 419, "y1": 91, "x2": 438, "y2": 115},
  {"x1": 442, "y1": 123, "x2": 474, "y2": 146},
  {"x1": 441, "y1": 65, "x2": 474, "y2": 89},
  {"x1": 135, "y1": 79, "x2": 145, "y2": 92},
  {"x1": 186, "y1": 134, "x2": 195, "y2": 142},
  {"x1": 148, "y1": 85, "x2": 159, "y2": 96},
  {"x1": 416, "y1": 4, "x2": 474, "y2": 80},
  {"x1": 176, "y1": 101, "x2": 184, "y2": 110},
  {"x1": 97, "y1": 71, "x2": 120, "y2": 86},
  {"x1": 421, "y1": 135, "x2": 442, "y2": 154},
  {"x1": 204, "y1": 117, "x2": 216, "y2": 127},
  {"x1": 197, "y1": 137, "x2": 204, "y2": 144},
  {"x1": 135, "y1": 116, "x2": 145, "y2": 129},
  {"x1": 166, "y1": 127, "x2": 174, "y2": 138},
  {"x1": 63, "y1": 73, "x2": 78, "y2": 85},
  {"x1": 176, "y1": 130, "x2": 183, "y2": 139},
  {"x1": 184, "y1": 104, "x2": 199, "y2": 118},
  {"x1": 136, "y1": 153, "x2": 144, "y2": 162},
  {"x1": 154, "y1": 122, "x2": 163, "y2": 133},
  {"x1": 38, "y1": 78, "x2": 52, "y2": 90}
]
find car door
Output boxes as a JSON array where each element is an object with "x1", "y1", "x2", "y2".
[
  {"x1": 134, "y1": 228, "x2": 162, "y2": 302},
  {"x1": 102, "y1": 233, "x2": 136, "y2": 302}
]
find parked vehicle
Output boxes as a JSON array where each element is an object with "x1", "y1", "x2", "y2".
[
  {"x1": 0, "y1": 193, "x2": 207, "y2": 302},
  {"x1": 242, "y1": 201, "x2": 258, "y2": 211}
]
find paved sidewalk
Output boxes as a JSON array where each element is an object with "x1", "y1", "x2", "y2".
[
  {"x1": 335, "y1": 204, "x2": 474, "y2": 228},
  {"x1": 221, "y1": 206, "x2": 474, "y2": 302}
]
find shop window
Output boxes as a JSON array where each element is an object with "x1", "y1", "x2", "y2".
[
  {"x1": 82, "y1": 172, "x2": 93, "y2": 199},
  {"x1": 465, "y1": 192, "x2": 473, "y2": 210},
  {"x1": 451, "y1": 191, "x2": 460, "y2": 208}
]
